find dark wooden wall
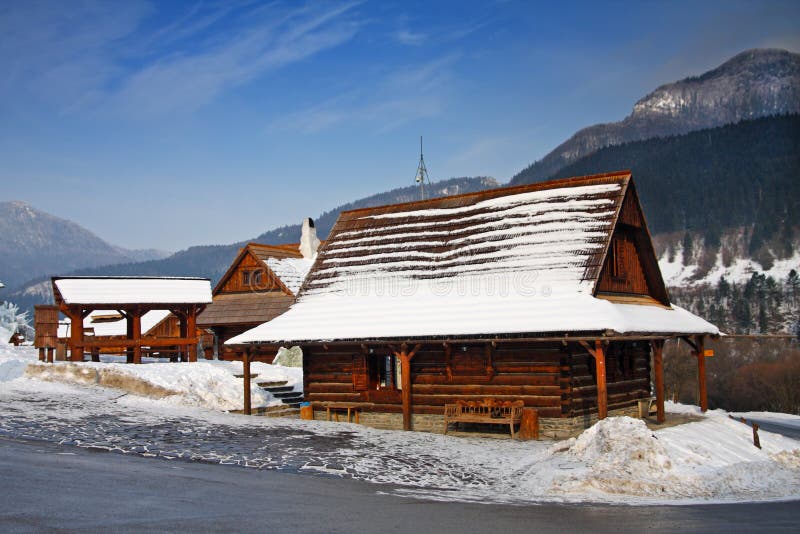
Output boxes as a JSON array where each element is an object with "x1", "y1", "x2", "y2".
[{"x1": 303, "y1": 341, "x2": 651, "y2": 418}]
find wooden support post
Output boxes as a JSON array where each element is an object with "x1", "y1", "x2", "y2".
[
  {"x1": 69, "y1": 308, "x2": 84, "y2": 362},
  {"x1": 125, "y1": 312, "x2": 134, "y2": 364},
  {"x1": 132, "y1": 310, "x2": 142, "y2": 364},
  {"x1": 47, "y1": 348, "x2": 54, "y2": 363},
  {"x1": 696, "y1": 335, "x2": 708, "y2": 412},
  {"x1": 395, "y1": 343, "x2": 422, "y2": 431},
  {"x1": 595, "y1": 340, "x2": 608, "y2": 420},
  {"x1": 243, "y1": 348, "x2": 252, "y2": 416},
  {"x1": 178, "y1": 312, "x2": 188, "y2": 362},
  {"x1": 651, "y1": 340, "x2": 665, "y2": 424},
  {"x1": 187, "y1": 306, "x2": 197, "y2": 363},
  {"x1": 38, "y1": 348, "x2": 45, "y2": 362}
]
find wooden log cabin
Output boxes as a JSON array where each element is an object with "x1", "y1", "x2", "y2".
[
  {"x1": 52, "y1": 276, "x2": 212, "y2": 364},
  {"x1": 197, "y1": 241, "x2": 316, "y2": 361},
  {"x1": 227, "y1": 172, "x2": 719, "y2": 438}
]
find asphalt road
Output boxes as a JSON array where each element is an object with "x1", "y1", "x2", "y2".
[
  {"x1": 1, "y1": 437, "x2": 798, "y2": 533},
  {"x1": 744, "y1": 417, "x2": 800, "y2": 441}
]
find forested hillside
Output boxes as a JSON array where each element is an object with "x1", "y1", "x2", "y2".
[{"x1": 540, "y1": 114, "x2": 800, "y2": 257}]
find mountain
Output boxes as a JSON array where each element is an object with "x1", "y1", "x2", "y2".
[
  {"x1": 0, "y1": 201, "x2": 170, "y2": 290},
  {"x1": 6, "y1": 177, "x2": 498, "y2": 311},
  {"x1": 511, "y1": 49, "x2": 800, "y2": 185}
]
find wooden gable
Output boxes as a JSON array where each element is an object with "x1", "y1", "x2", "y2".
[
  {"x1": 594, "y1": 181, "x2": 670, "y2": 305},
  {"x1": 214, "y1": 245, "x2": 295, "y2": 296}
]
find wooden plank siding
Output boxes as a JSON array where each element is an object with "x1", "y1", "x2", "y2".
[{"x1": 302, "y1": 341, "x2": 651, "y2": 419}]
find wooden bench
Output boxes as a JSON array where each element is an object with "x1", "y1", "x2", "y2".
[
  {"x1": 443, "y1": 399, "x2": 525, "y2": 439},
  {"x1": 320, "y1": 402, "x2": 362, "y2": 424}
]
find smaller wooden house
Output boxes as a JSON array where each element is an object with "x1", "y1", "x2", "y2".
[{"x1": 197, "y1": 241, "x2": 316, "y2": 360}]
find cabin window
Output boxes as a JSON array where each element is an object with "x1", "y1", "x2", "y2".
[
  {"x1": 253, "y1": 270, "x2": 263, "y2": 287},
  {"x1": 378, "y1": 355, "x2": 401, "y2": 390},
  {"x1": 241, "y1": 271, "x2": 251, "y2": 286}
]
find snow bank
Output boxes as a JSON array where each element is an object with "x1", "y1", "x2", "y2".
[
  {"x1": 22, "y1": 357, "x2": 302, "y2": 412},
  {"x1": 0, "y1": 344, "x2": 38, "y2": 382}
]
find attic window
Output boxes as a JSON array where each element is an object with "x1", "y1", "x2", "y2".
[
  {"x1": 609, "y1": 237, "x2": 626, "y2": 279},
  {"x1": 241, "y1": 271, "x2": 251, "y2": 286},
  {"x1": 253, "y1": 270, "x2": 263, "y2": 287}
]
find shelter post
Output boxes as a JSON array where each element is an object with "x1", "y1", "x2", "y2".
[
  {"x1": 187, "y1": 306, "x2": 198, "y2": 362},
  {"x1": 595, "y1": 340, "x2": 607, "y2": 419},
  {"x1": 696, "y1": 335, "x2": 708, "y2": 412},
  {"x1": 125, "y1": 312, "x2": 134, "y2": 363},
  {"x1": 68, "y1": 307, "x2": 84, "y2": 362},
  {"x1": 651, "y1": 340, "x2": 665, "y2": 423},
  {"x1": 243, "y1": 347, "x2": 252, "y2": 415},
  {"x1": 131, "y1": 310, "x2": 142, "y2": 364}
]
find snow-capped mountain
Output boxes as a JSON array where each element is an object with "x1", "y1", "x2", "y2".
[
  {"x1": 511, "y1": 49, "x2": 800, "y2": 185},
  {"x1": 0, "y1": 201, "x2": 169, "y2": 290}
]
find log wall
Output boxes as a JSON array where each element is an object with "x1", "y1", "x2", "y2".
[{"x1": 302, "y1": 340, "x2": 651, "y2": 419}]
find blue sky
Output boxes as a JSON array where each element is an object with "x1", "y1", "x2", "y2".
[{"x1": 1, "y1": 0, "x2": 798, "y2": 251}]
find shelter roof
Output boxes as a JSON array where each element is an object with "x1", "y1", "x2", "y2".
[{"x1": 52, "y1": 277, "x2": 212, "y2": 306}]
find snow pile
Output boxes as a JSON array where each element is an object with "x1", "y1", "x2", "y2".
[
  {"x1": 23, "y1": 359, "x2": 302, "y2": 412},
  {"x1": 0, "y1": 343, "x2": 38, "y2": 382},
  {"x1": 542, "y1": 413, "x2": 800, "y2": 502}
]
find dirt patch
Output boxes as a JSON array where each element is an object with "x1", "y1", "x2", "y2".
[
  {"x1": 643, "y1": 412, "x2": 704, "y2": 430},
  {"x1": 26, "y1": 363, "x2": 177, "y2": 399}
]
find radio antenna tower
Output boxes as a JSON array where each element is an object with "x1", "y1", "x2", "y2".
[{"x1": 414, "y1": 136, "x2": 429, "y2": 200}]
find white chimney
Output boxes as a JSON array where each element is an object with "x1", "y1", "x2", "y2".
[{"x1": 300, "y1": 218, "x2": 321, "y2": 259}]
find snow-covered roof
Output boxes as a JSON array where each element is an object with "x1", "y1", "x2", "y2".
[
  {"x1": 53, "y1": 277, "x2": 212, "y2": 306},
  {"x1": 228, "y1": 173, "x2": 718, "y2": 344},
  {"x1": 264, "y1": 257, "x2": 314, "y2": 294},
  {"x1": 57, "y1": 309, "x2": 172, "y2": 338}
]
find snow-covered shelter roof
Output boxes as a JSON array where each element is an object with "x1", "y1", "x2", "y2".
[
  {"x1": 52, "y1": 277, "x2": 212, "y2": 306},
  {"x1": 228, "y1": 172, "x2": 718, "y2": 344}
]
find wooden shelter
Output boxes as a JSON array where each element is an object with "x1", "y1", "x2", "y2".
[
  {"x1": 52, "y1": 277, "x2": 212, "y2": 364},
  {"x1": 56, "y1": 309, "x2": 211, "y2": 362},
  {"x1": 228, "y1": 172, "x2": 719, "y2": 437},
  {"x1": 197, "y1": 243, "x2": 314, "y2": 360}
]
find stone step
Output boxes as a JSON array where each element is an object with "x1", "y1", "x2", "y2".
[
  {"x1": 259, "y1": 385, "x2": 294, "y2": 393},
  {"x1": 274, "y1": 391, "x2": 303, "y2": 400},
  {"x1": 255, "y1": 380, "x2": 288, "y2": 388},
  {"x1": 233, "y1": 373, "x2": 260, "y2": 379}
]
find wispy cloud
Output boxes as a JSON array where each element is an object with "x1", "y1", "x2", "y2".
[
  {"x1": 394, "y1": 29, "x2": 426, "y2": 46},
  {"x1": 0, "y1": 1, "x2": 363, "y2": 117},
  {"x1": 269, "y1": 54, "x2": 459, "y2": 134}
]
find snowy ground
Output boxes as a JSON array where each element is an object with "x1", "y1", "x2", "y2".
[{"x1": 1, "y1": 344, "x2": 799, "y2": 505}]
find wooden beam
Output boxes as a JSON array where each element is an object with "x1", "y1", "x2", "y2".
[
  {"x1": 651, "y1": 340, "x2": 665, "y2": 424},
  {"x1": 400, "y1": 351, "x2": 412, "y2": 431},
  {"x1": 187, "y1": 305, "x2": 198, "y2": 362},
  {"x1": 595, "y1": 340, "x2": 608, "y2": 420},
  {"x1": 679, "y1": 335, "x2": 698, "y2": 352},
  {"x1": 696, "y1": 335, "x2": 708, "y2": 412},
  {"x1": 69, "y1": 308, "x2": 84, "y2": 362},
  {"x1": 132, "y1": 310, "x2": 142, "y2": 364},
  {"x1": 407, "y1": 343, "x2": 422, "y2": 360},
  {"x1": 178, "y1": 312, "x2": 188, "y2": 362},
  {"x1": 243, "y1": 347, "x2": 252, "y2": 416},
  {"x1": 126, "y1": 314, "x2": 134, "y2": 363},
  {"x1": 579, "y1": 340, "x2": 597, "y2": 358}
]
